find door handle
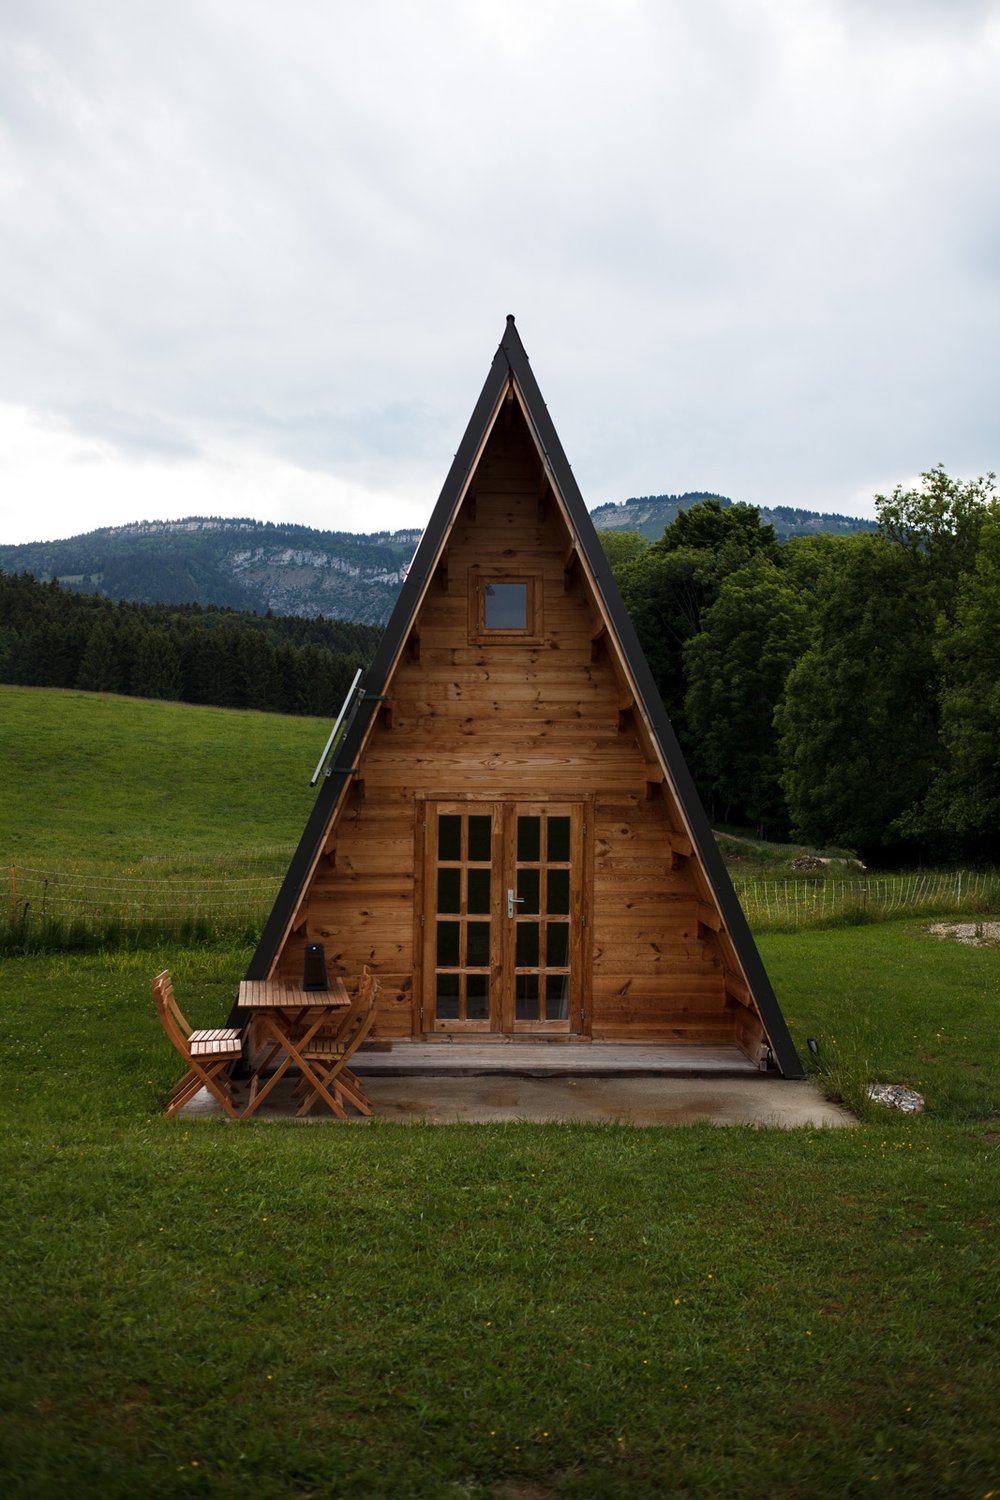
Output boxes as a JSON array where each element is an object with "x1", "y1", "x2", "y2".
[{"x1": 507, "y1": 888, "x2": 525, "y2": 919}]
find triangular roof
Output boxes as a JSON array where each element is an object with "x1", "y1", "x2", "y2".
[{"x1": 244, "y1": 317, "x2": 803, "y2": 1078}]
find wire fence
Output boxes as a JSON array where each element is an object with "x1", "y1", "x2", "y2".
[
  {"x1": 732, "y1": 870, "x2": 1000, "y2": 928},
  {"x1": 3, "y1": 852, "x2": 293, "y2": 935},
  {"x1": 3, "y1": 858, "x2": 997, "y2": 950}
]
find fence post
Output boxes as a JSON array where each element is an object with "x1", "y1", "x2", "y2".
[{"x1": 9, "y1": 864, "x2": 15, "y2": 916}]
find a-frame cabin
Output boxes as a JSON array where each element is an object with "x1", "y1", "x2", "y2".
[{"x1": 243, "y1": 318, "x2": 803, "y2": 1077}]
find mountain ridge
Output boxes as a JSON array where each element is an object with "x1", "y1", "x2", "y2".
[
  {"x1": 0, "y1": 516, "x2": 421, "y2": 625},
  {"x1": 590, "y1": 492, "x2": 879, "y2": 543},
  {"x1": 0, "y1": 497, "x2": 878, "y2": 624}
]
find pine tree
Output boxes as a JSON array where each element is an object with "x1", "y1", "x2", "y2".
[
  {"x1": 76, "y1": 619, "x2": 121, "y2": 693},
  {"x1": 131, "y1": 627, "x2": 182, "y2": 700}
]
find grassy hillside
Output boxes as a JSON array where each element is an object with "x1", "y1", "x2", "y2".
[
  {"x1": 1, "y1": 684, "x2": 324, "y2": 863},
  {"x1": 1, "y1": 686, "x2": 333, "y2": 945}
]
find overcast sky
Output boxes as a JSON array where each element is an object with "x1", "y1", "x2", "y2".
[{"x1": 1, "y1": 0, "x2": 998, "y2": 546}]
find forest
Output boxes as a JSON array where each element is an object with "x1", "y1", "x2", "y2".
[
  {"x1": 602, "y1": 466, "x2": 999, "y2": 864},
  {"x1": 0, "y1": 577, "x2": 380, "y2": 718}
]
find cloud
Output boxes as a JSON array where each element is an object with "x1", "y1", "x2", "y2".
[
  {"x1": 0, "y1": 403, "x2": 432, "y2": 542},
  {"x1": 0, "y1": 0, "x2": 997, "y2": 544}
]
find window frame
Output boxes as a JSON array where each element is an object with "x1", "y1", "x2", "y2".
[{"x1": 468, "y1": 568, "x2": 543, "y2": 645}]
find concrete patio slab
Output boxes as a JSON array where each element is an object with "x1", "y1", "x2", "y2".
[{"x1": 178, "y1": 1070, "x2": 853, "y2": 1128}]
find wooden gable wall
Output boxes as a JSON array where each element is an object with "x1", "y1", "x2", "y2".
[{"x1": 273, "y1": 400, "x2": 765, "y2": 1058}]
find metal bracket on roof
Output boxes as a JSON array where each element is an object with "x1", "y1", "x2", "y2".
[
  {"x1": 319, "y1": 690, "x2": 389, "y2": 779},
  {"x1": 310, "y1": 668, "x2": 363, "y2": 785}
]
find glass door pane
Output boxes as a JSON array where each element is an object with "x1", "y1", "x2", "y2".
[
  {"x1": 508, "y1": 804, "x2": 579, "y2": 1032},
  {"x1": 424, "y1": 800, "x2": 584, "y2": 1036},
  {"x1": 428, "y1": 805, "x2": 495, "y2": 1030}
]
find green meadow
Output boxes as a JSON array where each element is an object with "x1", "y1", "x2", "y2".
[
  {"x1": 1, "y1": 683, "x2": 322, "y2": 861},
  {"x1": 1, "y1": 684, "x2": 323, "y2": 946},
  {"x1": 0, "y1": 685, "x2": 998, "y2": 1498}
]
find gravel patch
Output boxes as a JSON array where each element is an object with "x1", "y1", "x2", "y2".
[{"x1": 928, "y1": 921, "x2": 1000, "y2": 946}]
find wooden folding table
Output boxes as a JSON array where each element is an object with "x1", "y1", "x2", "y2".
[{"x1": 237, "y1": 979, "x2": 352, "y2": 1118}]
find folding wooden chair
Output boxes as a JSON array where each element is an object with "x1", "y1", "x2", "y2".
[
  {"x1": 292, "y1": 968, "x2": 379, "y2": 1118},
  {"x1": 152, "y1": 970, "x2": 244, "y2": 1119}
]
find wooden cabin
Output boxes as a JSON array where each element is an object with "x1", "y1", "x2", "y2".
[{"x1": 243, "y1": 318, "x2": 802, "y2": 1077}]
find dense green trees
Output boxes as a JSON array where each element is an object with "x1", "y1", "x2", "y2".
[
  {"x1": 921, "y1": 507, "x2": 1000, "y2": 854},
  {"x1": 875, "y1": 464, "x2": 993, "y2": 615},
  {"x1": 685, "y1": 557, "x2": 810, "y2": 829},
  {"x1": 76, "y1": 620, "x2": 121, "y2": 694},
  {"x1": 0, "y1": 571, "x2": 379, "y2": 720},
  {"x1": 597, "y1": 531, "x2": 648, "y2": 570},
  {"x1": 775, "y1": 537, "x2": 940, "y2": 852},
  {"x1": 776, "y1": 471, "x2": 996, "y2": 857},
  {"x1": 611, "y1": 500, "x2": 780, "y2": 737},
  {"x1": 604, "y1": 475, "x2": 998, "y2": 861}
]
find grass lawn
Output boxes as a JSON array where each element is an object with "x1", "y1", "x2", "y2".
[
  {"x1": 1, "y1": 924, "x2": 998, "y2": 1499},
  {"x1": 1, "y1": 686, "x2": 327, "y2": 947},
  {"x1": 0, "y1": 684, "x2": 323, "y2": 864}
]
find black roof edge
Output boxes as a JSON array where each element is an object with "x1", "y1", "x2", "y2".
[
  {"x1": 500, "y1": 320, "x2": 804, "y2": 1079},
  {"x1": 232, "y1": 317, "x2": 803, "y2": 1078},
  {"x1": 228, "y1": 334, "x2": 515, "y2": 1023}
]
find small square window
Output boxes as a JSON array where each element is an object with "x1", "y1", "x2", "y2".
[
  {"x1": 469, "y1": 570, "x2": 541, "y2": 643},
  {"x1": 484, "y1": 582, "x2": 527, "y2": 630}
]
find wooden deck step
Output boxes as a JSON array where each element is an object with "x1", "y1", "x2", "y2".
[{"x1": 354, "y1": 1042, "x2": 759, "y2": 1078}]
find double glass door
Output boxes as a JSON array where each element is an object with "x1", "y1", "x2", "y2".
[{"x1": 421, "y1": 801, "x2": 585, "y2": 1034}]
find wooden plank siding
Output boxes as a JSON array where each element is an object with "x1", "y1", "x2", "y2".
[{"x1": 275, "y1": 408, "x2": 762, "y2": 1056}]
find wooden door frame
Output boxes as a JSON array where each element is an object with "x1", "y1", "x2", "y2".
[
  {"x1": 416, "y1": 798, "x2": 502, "y2": 1036},
  {"x1": 498, "y1": 800, "x2": 585, "y2": 1036},
  {"x1": 414, "y1": 792, "x2": 593, "y2": 1039}
]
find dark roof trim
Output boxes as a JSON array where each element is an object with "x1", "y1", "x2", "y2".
[
  {"x1": 238, "y1": 338, "x2": 514, "y2": 994},
  {"x1": 237, "y1": 317, "x2": 803, "y2": 1078},
  {"x1": 501, "y1": 320, "x2": 802, "y2": 1077}
]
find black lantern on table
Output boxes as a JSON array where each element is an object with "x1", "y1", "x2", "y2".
[{"x1": 302, "y1": 943, "x2": 328, "y2": 991}]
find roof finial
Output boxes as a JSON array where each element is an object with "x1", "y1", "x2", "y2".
[{"x1": 506, "y1": 313, "x2": 515, "y2": 324}]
